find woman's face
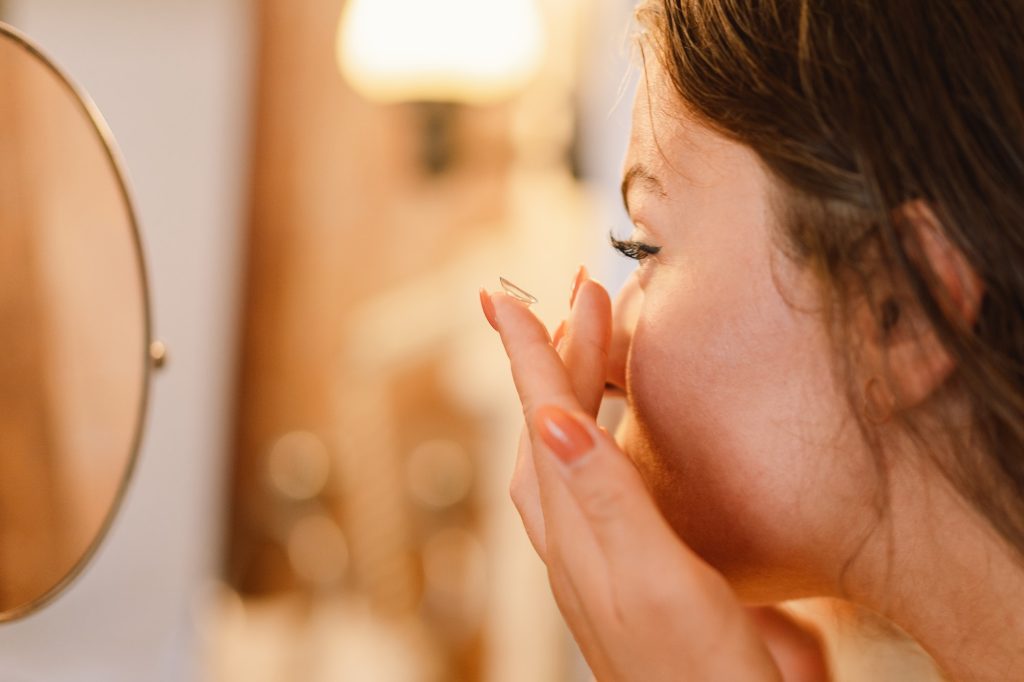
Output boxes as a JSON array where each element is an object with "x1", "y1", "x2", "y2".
[{"x1": 609, "y1": 61, "x2": 877, "y2": 601}]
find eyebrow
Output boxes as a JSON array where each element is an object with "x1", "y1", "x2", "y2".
[{"x1": 620, "y1": 163, "x2": 667, "y2": 216}]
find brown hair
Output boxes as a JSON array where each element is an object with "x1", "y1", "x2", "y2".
[{"x1": 637, "y1": 0, "x2": 1024, "y2": 557}]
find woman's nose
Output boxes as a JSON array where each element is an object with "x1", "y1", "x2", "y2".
[{"x1": 606, "y1": 270, "x2": 642, "y2": 395}]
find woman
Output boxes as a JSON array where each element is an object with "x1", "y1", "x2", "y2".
[{"x1": 479, "y1": 1, "x2": 1024, "y2": 680}]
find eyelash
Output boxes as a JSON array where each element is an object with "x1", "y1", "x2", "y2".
[{"x1": 609, "y1": 230, "x2": 662, "y2": 262}]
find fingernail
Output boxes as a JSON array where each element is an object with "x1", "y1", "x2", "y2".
[
  {"x1": 551, "y1": 319, "x2": 567, "y2": 348},
  {"x1": 479, "y1": 288, "x2": 499, "y2": 331},
  {"x1": 534, "y1": 405, "x2": 594, "y2": 465},
  {"x1": 570, "y1": 265, "x2": 588, "y2": 309}
]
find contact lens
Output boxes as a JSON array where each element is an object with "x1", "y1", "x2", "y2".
[{"x1": 499, "y1": 277, "x2": 538, "y2": 305}]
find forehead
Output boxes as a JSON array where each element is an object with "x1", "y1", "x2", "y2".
[{"x1": 625, "y1": 58, "x2": 751, "y2": 191}]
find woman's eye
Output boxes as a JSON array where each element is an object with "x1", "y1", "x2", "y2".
[{"x1": 609, "y1": 230, "x2": 661, "y2": 262}]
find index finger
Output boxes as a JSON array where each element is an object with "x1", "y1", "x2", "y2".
[
  {"x1": 485, "y1": 291, "x2": 584, "y2": 418},
  {"x1": 482, "y1": 288, "x2": 605, "y2": 577}
]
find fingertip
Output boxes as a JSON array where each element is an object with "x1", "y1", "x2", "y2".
[
  {"x1": 570, "y1": 264, "x2": 589, "y2": 308},
  {"x1": 581, "y1": 278, "x2": 613, "y2": 311},
  {"x1": 491, "y1": 291, "x2": 548, "y2": 339},
  {"x1": 490, "y1": 290, "x2": 529, "y2": 314},
  {"x1": 479, "y1": 288, "x2": 499, "y2": 332},
  {"x1": 570, "y1": 279, "x2": 614, "y2": 346}
]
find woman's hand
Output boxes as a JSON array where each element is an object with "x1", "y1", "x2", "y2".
[{"x1": 480, "y1": 271, "x2": 829, "y2": 682}]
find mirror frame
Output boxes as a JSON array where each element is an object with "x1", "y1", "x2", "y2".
[{"x1": 0, "y1": 20, "x2": 154, "y2": 623}]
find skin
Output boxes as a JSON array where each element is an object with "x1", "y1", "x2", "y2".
[
  {"x1": 480, "y1": 55, "x2": 1024, "y2": 681},
  {"x1": 609, "y1": 64, "x2": 875, "y2": 603}
]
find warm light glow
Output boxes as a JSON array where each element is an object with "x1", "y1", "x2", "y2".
[{"x1": 337, "y1": 0, "x2": 545, "y2": 104}]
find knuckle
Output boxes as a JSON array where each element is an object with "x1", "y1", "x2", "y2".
[
  {"x1": 509, "y1": 462, "x2": 537, "y2": 510},
  {"x1": 509, "y1": 473, "x2": 527, "y2": 508},
  {"x1": 614, "y1": 576, "x2": 690, "y2": 634},
  {"x1": 576, "y1": 481, "x2": 629, "y2": 525},
  {"x1": 636, "y1": 577, "x2": 688, "y2": 615}
]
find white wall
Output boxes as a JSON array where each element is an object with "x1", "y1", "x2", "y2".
[
  {"x1": 576, "y1": 0, "x2": 640, "y2": 294},
  {"x1": 0, "y1": 1, "x2": 253, "y2": 680}
]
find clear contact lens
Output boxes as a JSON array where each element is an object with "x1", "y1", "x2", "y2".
[{"x1": 499, "y1": 277, "x2": 538, "y2": 305}]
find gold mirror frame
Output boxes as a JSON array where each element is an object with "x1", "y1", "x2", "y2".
[{"x1": 0, "y1": 20, "x2": 156, "y2": 623}]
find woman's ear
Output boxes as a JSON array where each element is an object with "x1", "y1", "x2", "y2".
[
  {"x1": 863, "y1": 200, "x2": 984, "y2": 412},
  {"x1": 900, "y1": 200, "x2": 984, "y2": 329}
]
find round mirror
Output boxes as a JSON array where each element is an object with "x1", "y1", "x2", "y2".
[{"x1": 0, "y1": 22, "x2": 153, "y2": 620}]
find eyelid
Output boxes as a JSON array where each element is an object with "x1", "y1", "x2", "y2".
[{"x1": 608, "y1": 229, "x2": 662, "y2": 262}]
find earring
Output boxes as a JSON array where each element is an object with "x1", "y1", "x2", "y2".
[{"x1": 863, "y1": 377, "x2": 894, "y2": 424}]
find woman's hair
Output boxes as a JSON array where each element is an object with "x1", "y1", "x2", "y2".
[{"x1": 637, "y1": 1, "x2": 1024, "y2": 557}]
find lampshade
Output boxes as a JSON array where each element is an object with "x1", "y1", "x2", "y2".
[{"x1": 337, "y1": 0, "x2": 545, "y2": 105}]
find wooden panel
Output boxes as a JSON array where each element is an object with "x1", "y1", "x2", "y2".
[{"x1": 223, "y1": 1, "x2": 589, "y2": 679}]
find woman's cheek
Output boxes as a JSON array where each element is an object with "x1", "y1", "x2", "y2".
[
  {"x1": 619, "y1": 314, "x2": 792, "y2": 581},
  {"x1": 619, "y1": 287, "x2": 873, "y2": 602}
]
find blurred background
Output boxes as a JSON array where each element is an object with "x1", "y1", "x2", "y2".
[{"x1": 0, "y1": 0, "x2": 639, "y2": 680}]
